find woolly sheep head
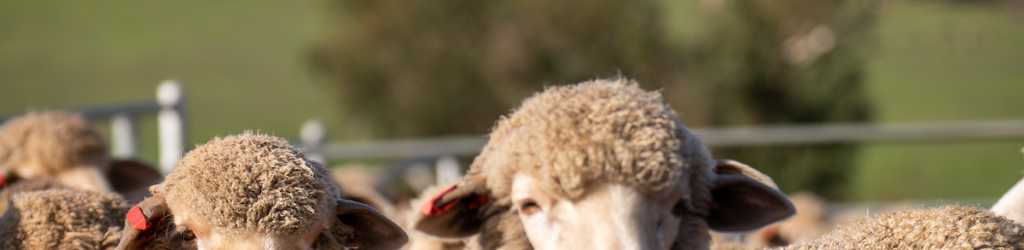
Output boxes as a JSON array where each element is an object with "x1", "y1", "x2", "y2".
[
  {"x1": 116, "y1": 132, "x2": 408, "y2": 250},
  {"x1": 412, "y1": 78, "x2": 795, "y2": 250},
  {"x1": 0, "y1": 111, "x2": 112, "y2": 192},
  {"x1": 0, "y1": 189, "x2": 128, "y2": 249}
]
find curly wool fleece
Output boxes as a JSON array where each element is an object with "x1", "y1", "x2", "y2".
[
  {"x1": 150, "y1": 132, "x2": 341, "y2": 237},
  {"x1": 473, "y1": 77, "x2": 713, "y2": 204},
  {"x1": 0, "y1": 111, "x2": 107, "y2": 172},
  {"x1": 0, "y1": 189, "x2": 127, "y2": 249},
  {"x1": 782, "y1": 205, "x2": 1024, "y2": 249}
]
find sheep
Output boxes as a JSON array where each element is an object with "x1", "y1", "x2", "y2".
[
  {"x1": 0, "y1": 111, "x2": 162, "y2": 201},
  {"x1": 404, "y1": 182, "x2": 469, "y2": 250},
  {"x1": 993, "y1": 177, "x2": 1024, "y2": 224},
  {"x1": 990, "y1": 147, "x2": 1024, "y2": 224},
  {"x1": 332, "y1": 165, "x2": 464, "y2": 250},
  {"x1": 706, "y1": 168, "x2": 825, "y2": 249},
  {"x1": 411, "y1": 78, "x2": 796, "y2": 250},
  {"x1": 709, "y1": 158, "x2": 1024, "y2": 249},
  {"x1": 735, "y1": 192, "x2": 829, "y2": 248},
  {"x1": 712, "y1": 186, "x2": 1024, "y2": 248},
  {"x1": 0, "y1": 111, "x2": 111, "y2": 192},
  {"x1": 0, "y1": 178, "x2": 66, "y2": 214},
  {"x1": 0, "y1": 188, "x2": 128, "y2": 249},
  {"x1": 778, "y1": 205, "x2": 1024, "y2": 249},
  {"x1": 116, "y1": 131, "x2": 408, "y2": 250}
]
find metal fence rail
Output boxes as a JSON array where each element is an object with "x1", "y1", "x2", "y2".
[
  {"x1": 695, "y1": 120, "x2": 1024, "y2": 146},
  {"x1": 0, "y1": 80, "x2": 187, "y2": 174},
  {"x1": 301, "y1": 119, "x2": 1024, "y2": 161}
]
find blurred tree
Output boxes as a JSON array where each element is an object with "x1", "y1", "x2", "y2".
[
  {"x1": 689, "y1": 0, "x2": 878, "y2": 200},
  {"x1": 308, "y1": 0, "x2": 693, "y2": 140}
]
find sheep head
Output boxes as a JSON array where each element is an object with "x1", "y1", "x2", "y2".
[
  {"x1": 0, "y1": 111, "x2": 111, "y2": 192},
  {"x1": 413, "y1": 79, "x2": 794, "y2": 250},
  {"x1": 116, "y1": 132, "x2": 408, "y2": 250}
]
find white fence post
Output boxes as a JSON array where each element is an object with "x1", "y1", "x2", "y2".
[
  {"x1": 301, "y1": 119, "x2": 328, "y2": 165},
  {"x1": 435, "y1": 154, "x2": 461, "y2": 185},
  {"x1": 110, "y1": 113, "x2": 138, "y2": 159},
  {"x1": 157, "y1": 80, "x2": 186, "y2": 174}
]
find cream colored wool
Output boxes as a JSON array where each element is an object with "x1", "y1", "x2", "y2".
[
  {"x1": 0, "y1": 178, "x2": 66, "y2": 214},
  {"x1": 0, "y1": 189, "x2": 127, "y2": 249},
  {"x1": 0, "y1": 111, "x2": 107, "y2": 173},
  {"x1": 406, "y1": 183, "x2": 469, "y2": 250},
  {"x1": 460, "y1": 78, "x2": 716, "y2": 249},
  {"x1": 150, "y1": 131, "x2": 342, "y2": 238},
  {"x1": 782, "y1": 205, "x2": 1024, "y2": 250},
  {"x1": 711, "y1": 205, "x2": 1024, "y2": 250}
]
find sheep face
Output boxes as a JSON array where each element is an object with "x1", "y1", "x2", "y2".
[
  {"x1": 143, "y1": 198, "x2": 382, "y2": 249},
  {"x1": 412, "y1": 79, "x2": 795, "y2": 250},
  {"x1": 511, "y1": 174, "x2": 685, "y2": 250},
  {"x1": 116, "y1": 132, "x2": 408, "y2": 250}
]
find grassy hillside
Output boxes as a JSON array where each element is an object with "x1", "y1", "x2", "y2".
[
  {"x1": 852, "y1": 1, "x2": 1024, "y2": 201},
  {"x1": 0, "y1": 0, "x2": 340, "y2": 162}
]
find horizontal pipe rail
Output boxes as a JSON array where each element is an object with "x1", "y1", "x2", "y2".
[
  {"x1": 0, "y1": 99, "x2": 160, "y2": 124},
  {"x1": 306, "y1": 119, "x2": 1024, "y2": 161},
  {"x1": 696, "y1": 120, "x2": 1024, "y2": 147},
  {"x1": 317, "y1": 135, "x2": 487, "y2": 160}
]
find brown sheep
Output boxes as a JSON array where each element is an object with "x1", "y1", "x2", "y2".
[
  {"x1": 0, "y1": 178, "x2": 66, "y2": 213},
  {"x1": 116, "y1": 132, "x2": 408, "y2": 250},
  {"x1": 0, "y1": 111, "x2": 162, "y2": 202},
  {"x1": 332, "y1": 166, "x2": 460, "y2": 250},
  {"x1": 0, "y1": 111, "x2": 111, "y2": 192},
  {"x1": 411, "y1": 78, "x2": 795, "y2": 250},
  {"x1": 0, "y1": 189, "x2": 128, "y2": 249},
  {"x1": 779, "y1": 205, "x2": 1024, "y2": 249}
]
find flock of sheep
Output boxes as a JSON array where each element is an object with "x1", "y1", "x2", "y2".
[{"x1": 0, "y1": 78, "x2": 1022, "y2": 249}]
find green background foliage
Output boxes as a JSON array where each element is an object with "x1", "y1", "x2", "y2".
[
  {"x1": 308, "y1": 0, "x2": 690, "y2": 139},
  {"x1": 686, "y1": 0, "x2": 876, "y2": 199}
]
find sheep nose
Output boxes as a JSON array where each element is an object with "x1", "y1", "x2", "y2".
[{"x1": 592, "y1": 219, "x2": 656, "y2": 250}]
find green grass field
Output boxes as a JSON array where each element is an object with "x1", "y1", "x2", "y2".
[
  {"x1": 853, "y1": 1, "x2": 1024, "y2": 201},
  {"x1": 1, "y1": 0, "x2": 1022, "y2": 201},
  {"x1": 0, "y1": 0, "x2": 340, "y2": 162}
]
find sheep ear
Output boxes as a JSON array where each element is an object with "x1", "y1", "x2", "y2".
[
  {"x1": 706, "y1": 160, "x2": 795, "y2": 232},
  {"x1": 412, "y1": 174, "x2": 491, "y2": 238},
  {"x1": 116, "y1": 196, "x2": 171, "y2": 250},
  {"x1": 341, "y1": 188, "x2": 396, "y2": 217},
  {"x1": 107, "y1": 159, "x2": 163, "y2": 202},
  {"x1": 334, "y1": 199, "x2": 409, "y2": 250},
  {"x1": 713, "y1": 159, "x2": 780, "y2": 189}
]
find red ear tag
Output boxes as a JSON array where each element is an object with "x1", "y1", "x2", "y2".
[
  {"x1": 467, "y1": 195, "x2": 489, "y2": 210},
  {"x1": 0, "y1": 173, "x2": 7, "y2": 188},
  {"x1": 127, "y1": 206, "x2": 150, "y2": 230},
  {"x1": 420, "y1": 184, "x2": 461, "y2": 216}
]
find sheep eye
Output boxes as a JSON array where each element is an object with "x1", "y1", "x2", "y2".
[
  {"x1": 182, "y1": 229, "x2": 196, "y2": 241},
  {"x1": 520, "y1": 201, "x2": 541, "y2": 215}
]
